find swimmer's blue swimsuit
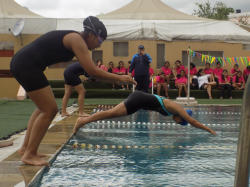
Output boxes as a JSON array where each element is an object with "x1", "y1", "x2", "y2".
[{"x1": 153, "y1": 94, "x2": 174, "y2": 116}]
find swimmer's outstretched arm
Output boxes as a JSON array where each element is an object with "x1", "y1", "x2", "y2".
[
  {"x1": 171, "y1": 103, "x2": 217, "y2": 135},
  {"x1": 73, "y1": 102, "x2": 127, "y2": 133}
]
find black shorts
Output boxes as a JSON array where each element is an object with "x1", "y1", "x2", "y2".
[
  {"x1": 64, "y1": 70, "x2": 82, "y2": 87},
  {"x1": 10, "y1": 55, "x2": 49, "y2": 92},
  {"x1": 200, "y1": 84, "x2": 205, "y2": 90}
]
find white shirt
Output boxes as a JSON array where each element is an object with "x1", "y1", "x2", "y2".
[{"x1": 197, "y1": 74, "x2": 210, "y2": 88}]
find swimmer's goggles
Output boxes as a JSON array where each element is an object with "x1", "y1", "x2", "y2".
[{"x1": 84, "y1": 17, "x2": 104, "y2": 45}]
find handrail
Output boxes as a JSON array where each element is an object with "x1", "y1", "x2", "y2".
[{"x1": 234, "y1": 76, "x2": 250, "y2": 187}]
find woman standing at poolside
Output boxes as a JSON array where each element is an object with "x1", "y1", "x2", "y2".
[
  {"x1": 10, "y1": 16, "x2": 136, "y2": 166},
  {"x1": 74, "y1": 91, "x2": 217, "y2": 135}
]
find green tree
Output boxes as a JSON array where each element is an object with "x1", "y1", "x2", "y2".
[{"x1": 193, "y1": 1, "x2": 234, "y2": 20}]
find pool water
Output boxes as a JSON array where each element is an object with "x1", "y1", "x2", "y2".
[{"x1": 38, "y1": 106, "x2": 240, "y2": 187}]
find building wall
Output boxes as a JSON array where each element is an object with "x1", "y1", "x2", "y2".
[{"x1": 0, "y1": 33, "x2": 249, "y2": 99}]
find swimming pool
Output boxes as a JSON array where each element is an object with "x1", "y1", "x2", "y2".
[{"x1": 38, "y1": 106, "x2": 240, "y2": 187}]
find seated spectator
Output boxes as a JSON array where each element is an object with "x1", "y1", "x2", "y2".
[
  {"x1": 230, "y1": 64, "x2": 240, "y2": 78},
  {"x1": 219, "y1": 69, "x2": 233, "y2": 99},
  {"x1": 172, "y1": 60, "x2": 185, "y2": 80},
  {"x1": 126, "y1": 61, "x2": 134, "y2": 90},
  {"x1": 232, "y1": 71, "x2": 245, "y2": 90},
  {"x1": 175, "y1": 70, "x2": 188, "y2": 97},
  {"x1": 213, "y1": 61, "x2": 223, "y2": 82},
  {"x1": 96, "y1": 59, "x2": 106, "y2": 71},
  {"x1": 204, "y1": 63, "x2": 214, "y2": 75},
  {"x1": 243, "y1": 65, "x2": 250, "y2": 81},
  {"x1": 187, "y1": 62, "x2": 198, "y2": 89},
  {"x1": 150, "y1": 73, "x2": 170, "y2": 99},
  {"x1": 149, "y1": 65, "x2": 154, "y2": 81},
  {"x1": 197, "y1": 69, "x2": 217, "y2": 99},
  {"x1": 116, "y1": 61, "x2": 126, "y2": 90},
  {"x1": 107, "y1": 61, "x2": 116, "y2": 90},
  {"x1": 160, "y1": 61, "x2": 171, "y2": 88}
]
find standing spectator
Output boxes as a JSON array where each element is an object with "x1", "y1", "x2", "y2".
[
  {"x1": 204, "y1": 63, "x2": 213, "y2": 75},
  {"x1": 107, "y1": 61, "x2": 116, "y2": 90},
  {"x1": 232, "y1": 71, "x2": 245, "y2": 90},
  {"x1": 213, "y1": 61, "x2": 224, "y2": 82},
  {"x1": 219, "y1": 70, "x2": 233, "y2": 99},
  {"x1": 129, "y1": 45, "x2": 152, "y2": 93},
  {"x1": 243, "y1": 66, "x2": 250, "y2": 81},
  {"x1": 196, "y1": 69, "x2": 217, "y2": 99},
  {"x1": 186, "y1": 62, "x2": 198, "y2": 89},
  {"x1": 160, "y1": 61, "x2": 171, "y2": 89},
  {"x1": 172, "y1": 60, "x2": 185, "y2": 80},
  {"x1": 151, "y1": 73, "x2": 170, "y2": 98},
  {"x1": 116, "y1": 61, "x2": 127, "y2": 90},
  {"x1": 149, "y1": 65, "x2": 154, "y2": 81},
  {"x1": 230, "y1": 64, "x2": 240, "y2": 78},
  {"x1": 175, "y1": 70, "x2": 188, "y2": 97}
]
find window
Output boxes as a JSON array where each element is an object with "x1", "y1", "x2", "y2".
[
  {"x1": 0, "y1": 41, "x2": 14, "y2": 57},
  {"x1": 48, "y1": 60, "x2": 78, "y2": 69},
  {"x1": 157, "y1": 44, "x2": 165, "y2": 69},
  {"x1": 92, "y1": 50, "x2": 103, "y2": 64},
  {"x1": 242, "y1": 44, "x2": 250, "y2": 51},
  {"x1": 113, "y1": 42, "x2": 128, "y2": 56},
  {"x1": 182, "y1": 51, "x2": 224, "y2": 67}
]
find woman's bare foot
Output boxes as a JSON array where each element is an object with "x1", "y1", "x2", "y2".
[
  {"x1": 78, "y1": 112, "x2": 90, "y2": 117},
  {"x1": 18, "y1": 149, "x2": 47, "y2": 157},
  {"x1": 61, "y1": 112, "x2": 73, "y2": 117},
  {"x1": 21, "y1": 154, "x2": 50, "y2": 166},
  {"x1": 73, "y1": 117, "x2": 87, "y2": 134}
]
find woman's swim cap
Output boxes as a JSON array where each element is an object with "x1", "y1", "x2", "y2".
[{"x1": 180, "y1": 109, "x2": 193, "y2": 126}]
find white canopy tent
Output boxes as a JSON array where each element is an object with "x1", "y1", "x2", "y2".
[{"x1": 0, "y1": 0, "x2": 56, "y2": 35}]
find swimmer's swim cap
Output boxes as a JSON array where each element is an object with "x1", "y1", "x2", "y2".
[
  {"x1": 83, "y1": 16, "x2": 107, "y2": 40},
  {"x1": 179, "y1": 109, "x2": 193, "y2": 126}
]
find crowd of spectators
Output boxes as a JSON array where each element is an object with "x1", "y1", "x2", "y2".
[{"x1": 86, "y1": 57, "x2": 250, "y2": 99}]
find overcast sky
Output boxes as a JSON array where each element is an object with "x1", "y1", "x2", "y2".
[{"x1": 15, "y1": 0, "x2": 249, "y2": 18}]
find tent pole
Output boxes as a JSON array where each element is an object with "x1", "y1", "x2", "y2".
[
  {"x1": 151, "y1": 77, "x2": 154, "y2": 94},
  {"x1": 234, "y1": 76, "x2": 250, "y2": 187},
  {"x1": 187, "y1": 46, "x2": 190, "y2": 104}
]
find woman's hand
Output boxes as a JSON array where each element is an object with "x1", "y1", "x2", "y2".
[
  {"x1": 118, "y1": 75, "x2": 137, "y2": 85},
  {"x1": 210, "y1": 129, "x2": 217, "y2": 135}
]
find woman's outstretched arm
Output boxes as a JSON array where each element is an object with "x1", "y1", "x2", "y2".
[{"x1": 73, "y1": 102, "x2": 127, "y2": 133}]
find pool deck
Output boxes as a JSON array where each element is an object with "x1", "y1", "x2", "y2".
[{"x1": 0, "y1": 105, "x2": 96, "y2": 187}]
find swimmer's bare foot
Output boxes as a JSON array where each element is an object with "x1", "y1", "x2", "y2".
[
  {"x1": 21, "y1": 154, "x2": 50, "y2": 166},
  {"x1": 73, "y1": 117, "x2": 87, "y2": 134},
  {"x1": 61, "y1": 112, "x2": 73, "y2": 117},
  {"x1": 18, "y1": 149, "x2": 47, "y2": 157},
  {"x1": 78, "y1": 112, "x2": 90, "y2": 117}
]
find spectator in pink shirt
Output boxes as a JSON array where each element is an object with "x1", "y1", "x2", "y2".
[
  {"x1": 175, "y1": 70, "x2": 188, "y2": 97},
  {"x1": 149, "y1": 65, "x2": 154, "y2": 80},
  {"x1": 152, "y1": 73, "x2": 169, "y2": 98},
  {"x1": 243, "y1": 66, "x2": 250, "y2": 81},
  {"x1": 213, "y1": 61, "x2": 223, "y2": 82},
  {"x1": 187, "y1": 62, "x2": 198, "y2": 89},
  {"x1": 116, "y1": 61, "x2": 126, "y2": 90},
  {"x1": 172, "y1": 60, "x2": 185, "y2": 80},
  {"x1": 204, "y1": 63, "x2": 213, "y2": 75},
  {"x1": 219, "y1": 69, "x2": 233, "y2": 99},
  {"x1": 96, "y1": 59, "x2": 106, "y2": 71},
  {"x1": 160, "y1": 61, "x2": 171, "y2": 88},
  {"x1": 230, "y1": 64, "x2": 240, "y2": 78},
  {"x1": 232, "y1": 71, "x2": 245, "y2": 90},
  {"x1": 107, "y1": 61, "x2": 116, "y2": 90}
]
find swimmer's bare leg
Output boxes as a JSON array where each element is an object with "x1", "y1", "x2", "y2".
[
  {"x1": 18, "y1": 108, "x2": 47, "y2": 158},
  {"x1": 74, "y1": 102, "x2": 127, "y2": 133},
  {"x1": 61, "y1": 84, "x2": 74, "y2": 117},
  {"x1": 74, "y1": 84, "x2": 89, "y2": 117}
]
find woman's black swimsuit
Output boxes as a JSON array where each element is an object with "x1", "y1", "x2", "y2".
[
  {"x1": 10, "y1": 30, "x2": 81, "y2": 92},
  {"x1": 124, "y1": 91, "x2": 173, "y2": 116},
  {"x1": 64, "y1": 62, "x2": 89, "y2": 87}
]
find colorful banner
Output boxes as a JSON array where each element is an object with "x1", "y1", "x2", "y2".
[{"x1": 187, "y1": 49, "x2": 250, "y2": 66}]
